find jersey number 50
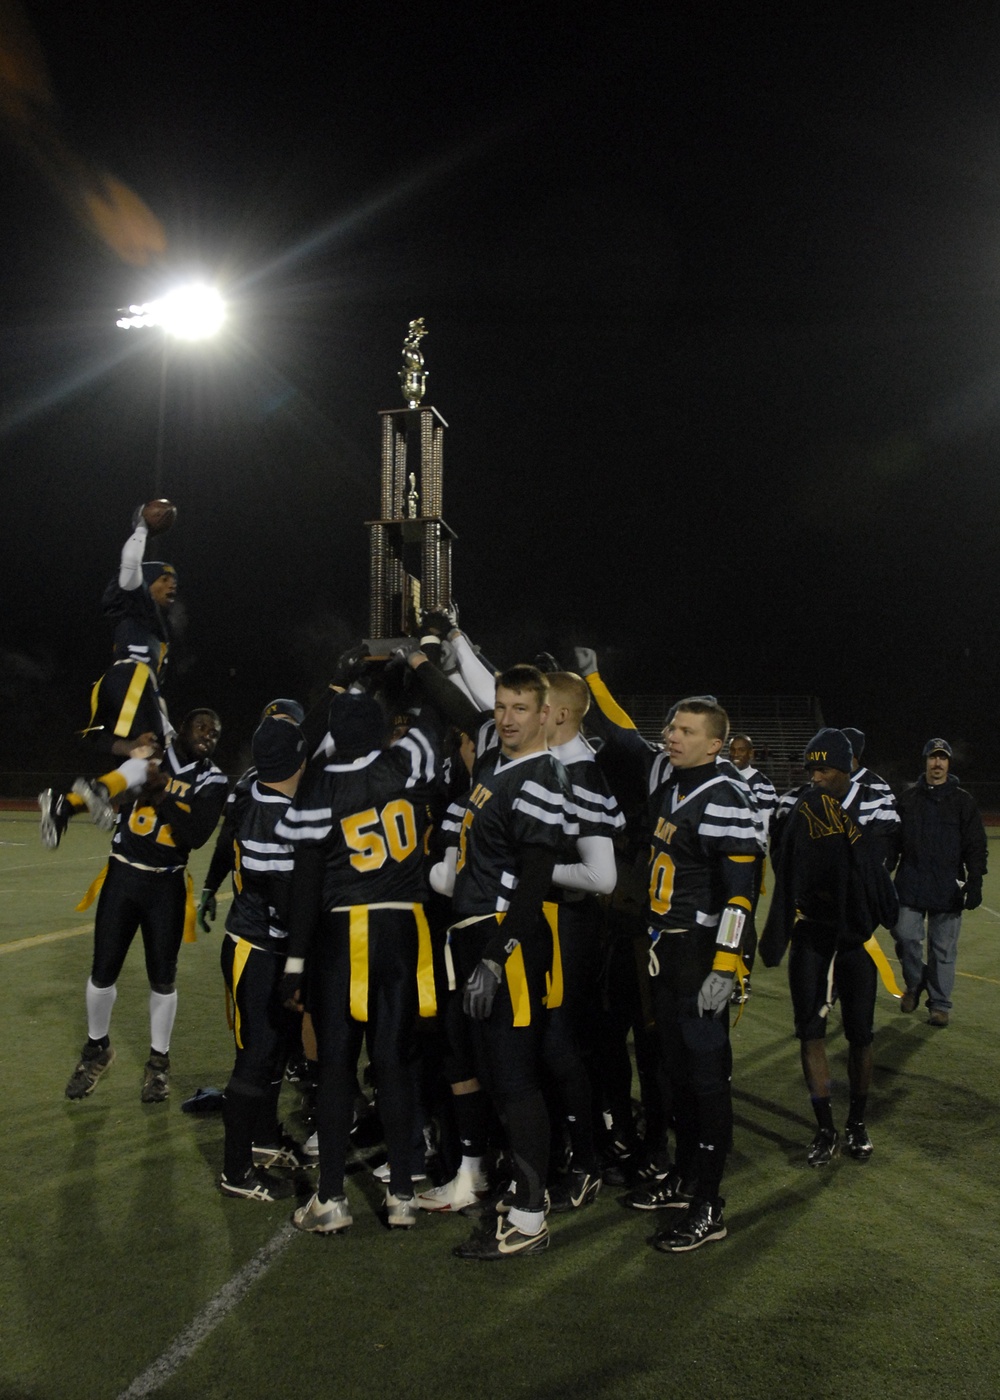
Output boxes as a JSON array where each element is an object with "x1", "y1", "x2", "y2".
[{"x1": 341, "y1": 799, "x2": 418, "y2": 872}]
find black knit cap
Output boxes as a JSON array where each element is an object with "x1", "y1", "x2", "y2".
[
  {"x1": 252, "y1": 715, "x2": 306, "y2": 782},
  {"x1": 803, "y1": 727, "x2": 853, "y2": 774},
  {"x1": 842, "y1": 727, "x2": 865, "y2": 760},
  {"x1": 327, "y1": 691, "x2": 385, "y2": 760}
]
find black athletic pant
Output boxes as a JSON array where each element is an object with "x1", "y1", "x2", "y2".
[
  {"x1": 541, "y1": 899, "x2": 602, "y2": 1172},
  {"x1": 91, "y1": 858, "x2": 187, "y2": 990},
  {"x1": 649, "y1": 927, "x2": 733, "y2": 1201},
  {"x1": 311, "y1": 908, "x2": 422, "y2": 1202},
  {"x1": 453, "y1": 917, "x2": 552, "y2": 1213},
  {"x1": 220, "y1": 935, "x2": 301, "y2": 1179}
]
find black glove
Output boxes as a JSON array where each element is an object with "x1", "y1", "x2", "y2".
[
  {"x1": 278, "y1": 972, "x2": 304, "y2": 1011},
  {"x1": 197, "y1": 889, "x2": 217, "y2": 934},
  {"x1": 463, "y1": 958, "x2": 503, "y2": 1020},
  {"x1": 332, "y1": 643, "x2": 371, "y2": 689},
  {"x1": 965, "y1": 880, "x2": 983, "y2": 911},
  {"x1": 420, "y1": 608, "x2": 456, "y2": 638},
  {"x1": 532, "y1": 652, "x2": 561, "y2": 674}
]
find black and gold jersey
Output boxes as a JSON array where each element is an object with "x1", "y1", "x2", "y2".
[
  {"x1": 102, "y1": 578, "x2": 172, "y2": 682},
  {"x1": 224, "y1": 781, "x2": 295, "y2": 951},
  {"x1": 111, "y1": 742, "x2": 228, "y2": 872},
  {"x1": 742, "y1": 765, "x2": 778, "y2": 835},
  {"x1": 276, "y1": 725, "x2": 436, "y2": 907},
  {"x1": 452, "y1": 749, "x2": 579, "y2": 920},
  {"x1": 552, "y1": 732, "x2": 626, "y2": 841},
  {"x1": 647, "y1": 760, "x2": 761, "y2": 933}
]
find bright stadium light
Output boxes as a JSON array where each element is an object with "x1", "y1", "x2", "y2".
[{"x1": 116, "y1": 283, "x2": 226, "y2": 340}]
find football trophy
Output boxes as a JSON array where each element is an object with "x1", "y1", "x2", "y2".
[{"x1": 365, "y1": 320, "x2": 456, "y2": 654}]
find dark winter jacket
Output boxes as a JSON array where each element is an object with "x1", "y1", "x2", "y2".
[
  {"x1": 760, "y1": 787, "x2": 899, "y2": 967},
  {"x1": 892, "y1": 775, "x2": 988, "y2": 914}
]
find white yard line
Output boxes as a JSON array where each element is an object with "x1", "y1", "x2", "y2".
[
  {"x1": 116, "y1": 1224, "x2": 298, "y2": 1399},
  {"x1": 1, "y1": 894, "x2": 232, "y2": 954}
]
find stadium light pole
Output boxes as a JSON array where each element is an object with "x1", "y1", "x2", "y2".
[{"x1": 116, "y1": 283, "x2": 227, "y2": 492}]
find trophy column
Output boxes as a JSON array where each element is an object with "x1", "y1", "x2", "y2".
[{"x1": 366, "y1": 320, "x2": 456, "y2": 651}]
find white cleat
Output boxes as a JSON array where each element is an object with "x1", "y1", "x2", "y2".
[
  {"x1": 292, "y1": 1193, "x2": 353, "y2": 1234},
  {"x1": 386, "y1": 1191, "x2": 419, "y2": 1228},
  {"x1": 72, "y1": 778, "x2": 116, "y2": 832},
  {"x1": 416, "y1": 1167, "x2": 490, "y2": 1213}
]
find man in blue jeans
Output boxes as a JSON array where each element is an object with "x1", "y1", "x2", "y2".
[{"x1": 892, "y1": 739, "x2": 988, "y2": 1028}]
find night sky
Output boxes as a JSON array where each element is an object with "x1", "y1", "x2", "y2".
[{"x1": 3, "y1": 4, "x2": 1000, "y2": 780}]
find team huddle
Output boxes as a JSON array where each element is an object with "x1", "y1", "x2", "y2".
[{"x1": 44, "y1": 504, "x2": 988, "y2": 1259}]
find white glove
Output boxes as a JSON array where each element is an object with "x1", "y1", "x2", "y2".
[
  {"x1": 697, "y1": 970, "x2": 734, "y2": 1017},
  {"x1": 573, "y1": 647, "x2": 598, "y2": 677}
]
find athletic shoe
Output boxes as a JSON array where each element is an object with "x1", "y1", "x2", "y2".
[
  {"x1": 285, "y1": 1054, "x2": 318, "y2": 1086},
  {"x1": 220, "y1": 1167, "x2": 293, "y2": 1202},
  {"x1": 292, "y1": 1192, "x2": 353, "y2": 1234},
  {"x1": 417, "y1": 1166, "x2": 490, "y2": 1212},
  {"x1": 372, "y1": 1161, "x2": 427, "y2": 1184},
  {"x1": 654, "y1": 1198, "x2": 727, "y2": 1253},
  {"x1": 624, "y1": 1170, "x2": 693, "y2": 1211},
  {"x1": 844, "y1": 1122, "x2": 874, "y2": 1161},
  {"x1": 600, "y1": 1136, "x2": 640, "y2": 1186},
  {"x1": 253, "y1": 1128, "x2": 306, "y2": 1170},
  {"x1": 807, "y1": 1127, "x2": 839, "y2": 1167},
  {"x1": 549, "y1": 1168, "x2": 602, "y2": 1213},
  {"x1": 65, "y1": 1042, "x2": 115, "y2": 1099},
  {"x1": 928, "y1": 1009, "x2": 950, "y2": 1028},
  {"x1": 453, "y1": 1216, "x2": 549, "y2": 1260},
  {"x1": 385, "y1": 1191, "x2": 418, "y2": 1228},
  {"x1": 39, "y1": 789, "x2": 70, "y2": 850},
  {"x1": 633, "y1": 1147, "x2": 674, "y2": 1182},
  {"x1": 730, "y1": 976, "x2": 752, "y2": 1005},
  {"x1": 140, "y1": 1053, "x2": 170, "y2": 1103},
  {"x1": 302, "y1": 1131, "x2": 319, "y2": 1159},
  {"x1": 71, "y1": 778, "x2": 116, "y2": 832},
  {"x1": 899, "y1": 986, "x2": 921, "y2": 1013}
]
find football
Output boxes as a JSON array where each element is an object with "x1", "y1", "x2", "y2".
[{"x1": 142, "y1": 498, "x2": 177, "y2": 535}]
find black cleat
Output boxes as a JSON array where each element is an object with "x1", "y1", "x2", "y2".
[
  {"x1": 549, "y1": 1168, "x2": 602, "y2": 1213},
  {"x1": 807, "y1": 1128, "x2": 840, "y2": 1168},
  {"x1": 844, "y1": 1122, "x2": 874, "y2": 1161},
  {"x1": 65, "y1": 1042, "x2": 115, "y2": 1099},
  {"x1": 624, "y1": 1170, "x2": 693, "y2": 1211},
  {"x1": 141, "y1": 1053, "x2": 170, "y2": 1103},
  {"x1": 253, "y1": 1127, "x2": 306, "y2": 1170},
  {"x1": 654, "y1": 1197, "x2": 727, "y2": 1253},
  {"x1": 39, "y1": 789, "x2": 71, "y2": 850},
  {"x1": 453, "y1": 1216, "x2": 549, "y2": 1260},
  {"x1": 221, "y1": 1167, "x2": 294, "y2": 1202}
]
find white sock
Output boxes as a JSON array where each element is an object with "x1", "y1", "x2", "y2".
[
  {"x1": 508, "y1": 1207, "x2": 544, "y2": 1235},
  {"x1": 86, "y1": 979, "x2": 117, "y2": 1040},
  {"x1": 460, "y1": 1155, "x2": 484, "y2": 1176},
  {"x1": 116, "y1": 756, "x2": 150, "y2": 792},
  {"x1": 149, "y1": 990, "x2": 178, "y2": 1055}
]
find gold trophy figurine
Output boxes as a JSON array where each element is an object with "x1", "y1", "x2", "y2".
[{"x1": 399, "y1": 317, "x2": 428, "y2": 407}]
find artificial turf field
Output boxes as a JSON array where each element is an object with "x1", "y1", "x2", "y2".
[{"x1": 2, "y1": 811, "x2": 999, "y2": 1400}]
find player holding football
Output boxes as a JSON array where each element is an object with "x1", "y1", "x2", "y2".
[{"x1": 39, "y1": 499, "x2": 179, "y2": 849}]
